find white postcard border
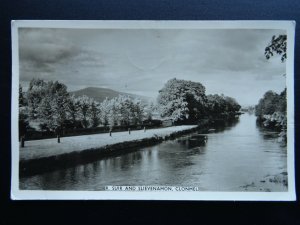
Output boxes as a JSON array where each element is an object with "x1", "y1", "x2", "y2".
[{"x1": 11, "y1": 20, "x2": 296, "y2": 201}]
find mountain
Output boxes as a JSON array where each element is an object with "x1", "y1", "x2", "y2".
[{"x1": 71, "y1": 87, "x2": 152, "y2": 104}]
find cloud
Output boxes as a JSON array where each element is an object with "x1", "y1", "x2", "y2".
[
  {"x1": 19, "y1": 28, "x2": 80, "y2": 79},
  {"x1": 18, "y1": 28, "x2": 287, "y2": 106},
  {"x1": 19, "y1": 28, "x2": 107, "y2": 85}
]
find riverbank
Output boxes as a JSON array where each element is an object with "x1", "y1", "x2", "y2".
[
  {"x1": 239, "y1": 171, "x2": 288, "y2": 192},
  {"x1": 20, "y1": 125, "x2": 199, "y2": 176}
]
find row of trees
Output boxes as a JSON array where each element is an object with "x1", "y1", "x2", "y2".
[
  {"x1": 100, "y1": 95, "x2": 144, "y2": 127},
  {"x1": 20, "y1": 77, "x2": 241, "y2": 135},
  {"x1": 157, "y1": 78, "x2": 241, "y2": 123},
  {"x1": 19, "y1": 79, "x2": 145, "y2": 135},
  {"x1": 20, "y1": 77, "x2": 241, "y2": 137}
]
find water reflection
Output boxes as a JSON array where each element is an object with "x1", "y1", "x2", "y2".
[
  {"x1": 20, "y1": 114, "x2": 287, "y2": 191},
  {"x1": 206, "y1": 117, "x2": 240, "y2": 134}
]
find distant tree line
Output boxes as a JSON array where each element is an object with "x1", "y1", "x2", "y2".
[
  {"x1": 240, "y1": 106, "x2": 255, "y2": 114},
  {"x1": 157, "y1": 78, "x2": 241, "y2": 124}
]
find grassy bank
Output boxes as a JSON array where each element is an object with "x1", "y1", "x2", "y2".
[{"x1": 20, "y1": 125, "x2": 200, "y2": 176}]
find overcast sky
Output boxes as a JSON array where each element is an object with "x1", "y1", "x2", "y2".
[{"x1": 19, "y1": 27, "x2": 286, "y2": 106}]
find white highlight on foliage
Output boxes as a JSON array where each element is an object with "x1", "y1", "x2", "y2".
[{"x1": 157, "y1": 78, "x2": 206, "y2": 121}]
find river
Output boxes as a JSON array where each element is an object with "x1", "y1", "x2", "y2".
[{"x1": 20, "y1": 113, "x2": 288, "y2": 191}]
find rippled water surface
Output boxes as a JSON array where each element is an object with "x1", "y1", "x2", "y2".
[{"x1": 20, "y1": 114, "x2": 287, "y2": 191}]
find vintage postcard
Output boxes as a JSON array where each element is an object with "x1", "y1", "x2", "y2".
[{"x1": 11, "y1": 20, "x2": 295, "y2": 200}]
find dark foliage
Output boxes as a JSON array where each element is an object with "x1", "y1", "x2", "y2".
[{"x1": 265, "y1": 35, "x2": 287, "y2": 62}]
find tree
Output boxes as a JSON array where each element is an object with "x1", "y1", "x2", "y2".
[
  {"x1": 27, "y1": 79, "x2": 48, "y2": 119},
  {"x1": 207, "y1": 94, "x2": 226, "y2": 116},
  {"x1": 255, "y1": 89, "x2": 287, "y2": 132},
  {"x1": 207, "y1": 94, "x2": 241, "y2": 118},
  {"x1": 265, "y1": 35, "x2": 287, "y2": 62},
  {"x1": 224, "y1": 96, "x2": 241, "y2": 114},
  {"x1": 26, "y1": 79, "x2": 70, "y2": 133},
  {"x1": 89, "y1": 100, "x2": 101, "y2": 128},
  {"x1": 37, "y1": 94, "x2": 56, "y2": 131},
  {"x1": 99, "y1": 95, "x2": 145, "y2": 128},
  {"x1": 119, "y1": 95, "x2": 135, "y2": 126},
  {"x1": 255, "y1": 90, "x2": 280, "y2": 119},
  {"x1": 100, "y1": 96, "x2": 120, "y2": 128},
  {"x1": 99, "y1": 98, "x2": 110, "y2": 127},
  {"x1": 157, "y1": 78, "x2": 207, "y2": 122},
  {"x1": 19, "y1": 84, "x2": 29, "y2": 138},
  {"x1": 65, "y1": 95, "x2": 80, "y2": 129},
  {"x1": 76, "y1": 95, "x2": 93, "y2": 128},
  {"x1": 49, "y1": 81, "x2": 70, "y2": 132},
  {"x1": 108, "y1": 102, "x2": 118, "y2": 128},
  {"x1": 132, "y1": 100, "x2": 144, "y2": 125},
  {"x1": 36, "y1": 81, "x2": 70, "y2": 133}
]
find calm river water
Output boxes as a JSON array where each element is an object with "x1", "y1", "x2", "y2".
[{"x1": 20, "y1": 113, "x2": 287, "y2": 191}]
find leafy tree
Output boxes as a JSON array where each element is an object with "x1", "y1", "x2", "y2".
[
  {"x1": 119, "y1": 95, "x2": 135, "y2": 126},
  {"x1": 157, "y1": 78, "x2": 207, "y2": 122},
  {"x1": 207, "y1": 94, "x2": 241, "y2": 118},
  {"x1": 26, "y1": 79, "x2": 70, "y2": 133},
  {"x1": 100, "y1": 96, "x2": 120, "y2": 128},
  {"x1": 224, "y1": 96, "x2": 241, "y2": 113},
  {"x1": 132, "y1": 100, "x2": 144, "y2": 125},
  {"x1": 76, "y1": 95, "x2": 93, "y2": 128},
  {"x1": 89, "y1": 100, "x2": 101, "y2": 128},
  {"x1": 265, "y1": 35, "x2": 287, "y2": 62},
  {"x1": 255, "y1": 89, "x2": 287, "y2": 132},
  {"x1": 99, "y1": 98, "x2": 110, "y2": 127},
  {"x1": 65, "y1": 95, "x2": 80, "y2": 129},
  {"x1": 255, "y1": 91, "x2": 280, "y2": 118},
  {"x1": 207, "y1": 94, "x2": 226, "y2": 116},
  {"x1": 37, "y1": 94, "x2": 56, "y2": 131},
  {"x1": 27, "y1": 79, "x2": 48, "y2": 119},
  {"x1": 109, "y1": 103, "x2": 119, "y2": 128},
  {"x1": 99, "y1": 95, "x2": 145, "y2": 128},
  {"x1": 50, "y1": 81, "x2": 69, "y2": 131},
  {"x1": 19, "y1": 84, "x2": 29, "y2": 137},
  {"x1": 36, "y1": 81, "x2": 70, "y2": 132}
]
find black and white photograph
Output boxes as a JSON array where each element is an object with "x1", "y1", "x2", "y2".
[{"x1": 11, "y1": 20, "x2": 295, "y2": 200}]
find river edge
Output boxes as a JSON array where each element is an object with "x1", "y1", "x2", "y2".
[
  {"x1": 239, "y1": 171, "x2": 288, "y2": 192},
  {"x1": 19, "y1": 125, "x2": 205, "y2": 177}
]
